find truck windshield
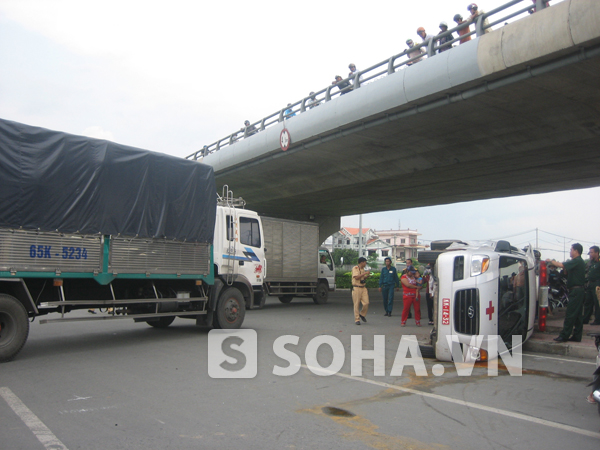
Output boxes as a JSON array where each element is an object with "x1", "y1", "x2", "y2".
[
  {"x1": 319, "y1": 251, "x2": 333, "y2": 271},
  {"x1": 498, "y1": 257, "x2": 529, "y2": 347}
]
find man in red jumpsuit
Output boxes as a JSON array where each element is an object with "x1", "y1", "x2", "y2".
[{"x1": 401, "y1": 267, "x2": 422, "y2": 327}]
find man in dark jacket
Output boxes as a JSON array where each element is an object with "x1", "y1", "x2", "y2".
[
  {"x1": 244, "y1": 120, "x2": 257, "y2": 137},
  {"x1": 379, "y1": 257, "x2": 400, "y2": 317},
  {"x1": 333, "y1": 75, "x2": 351, "y2": 95},
  {"x1": 437, "y1": 22, "x2": 455, "y2": 52}
]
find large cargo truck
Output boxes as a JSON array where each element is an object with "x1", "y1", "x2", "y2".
[
  {"x1": 0, "y1": 119, "x2": 249, "y2": 362},
  {"x1": 261, "y1": 217, "x2": 335, "y2": 305},
  {"x1": 418, "y1": 240, "x2": 544, "y2": 362}
]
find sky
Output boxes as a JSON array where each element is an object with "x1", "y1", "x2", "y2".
[{"x1": 1, "y1": 0, "x2": 596, "y2": 260}]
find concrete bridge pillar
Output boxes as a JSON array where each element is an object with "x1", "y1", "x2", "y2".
[{"x1": 317, "y1": 215, "x2": 341, "y2": 248}]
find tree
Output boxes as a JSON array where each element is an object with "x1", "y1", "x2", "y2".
[
  {"x1": 332, "y1": 248, "x2": 358, "y2": 266},
  {"x1": 367, "y1": 253, "x2": 379, "y2": 269}
]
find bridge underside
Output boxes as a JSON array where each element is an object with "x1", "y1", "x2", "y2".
[{"x1": 216, "y1": 52, "x2": 600, "y2": 222}]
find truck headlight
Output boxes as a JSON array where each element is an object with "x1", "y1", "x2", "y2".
[{"x1": 471, "y1": 255, "x2": 490, "y2": 276}]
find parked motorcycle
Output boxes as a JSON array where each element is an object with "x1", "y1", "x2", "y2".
[
  {"x1": 588, "y1": 332, "x2": 600, "y2": 416},
  {"x1": 547, "y1": 265, "x2": 569, "y2": 311}
]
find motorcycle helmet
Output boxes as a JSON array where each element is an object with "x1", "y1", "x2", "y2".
[
  {"x1": 454, "y1": 14, "x2": 463, "y2": 22},
  {"x1": 439, "y1": 21, "x2": 448, "y2": 29},
  {"x1": 468, "y1": 3, "x2": 478, "y2": 12}
]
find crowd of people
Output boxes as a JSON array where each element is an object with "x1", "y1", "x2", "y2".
[
  {"x1": 351, "y1": 242, "x2": 599, "y2": 342},
  {"x1": 406, "y1": 3, "x2": 493, "y2": 66},
  {"x1": 352, "y1": 257, "x2": 434, "y2": 327},
  {"x1": 203, "y1": 1, "x2": 550, "y2": 156}
]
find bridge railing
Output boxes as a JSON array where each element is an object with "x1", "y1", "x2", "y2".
[{"x1": 187, "y1": 0, "x2": 549, "y2": 161}]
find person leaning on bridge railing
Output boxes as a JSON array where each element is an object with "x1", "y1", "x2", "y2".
[
  {"x1": 405, "y1": 39, "x2": 425, "y2": 65},
  {"x1": 307, "y1": 91, "x2": 321, "y2": 109},
  {"x1": 437, "y1": 22, "x2": 455, "y2": 53},
  {"x1": 243, "y1": 120, "x2": 257, "y2": 137},
  {"x1": 416, "y1": 26, "x2": 435, "y2": 56},
  {"x1": 332, "y1": 75, "x2": 352, "y2": 95},
  {"x1": 284, "y1": 103, "x2": 296, "y2": 119},
  {"x1": 467, "y1": 3, "x2": 490, "y2": 34},
  {"x1": 348, "y1": 63, "x2": 363, "y2": 88},
  {"x1": 416, "y1": 27, "x2": 434, "y2": 45},
  {"x1": 453, "y1": 14, "x2": 472, "y2": 44}
]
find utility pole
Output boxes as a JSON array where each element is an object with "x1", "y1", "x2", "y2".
[{"x1": 358, "y1": 214, "x2": 363, "y2": 259}]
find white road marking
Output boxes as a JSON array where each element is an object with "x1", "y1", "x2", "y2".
[
  {"x1": 67, "y1": 395, "x2": 92, "y2": 402},
  {"x1": 522, "y1": 353, "x2": 597, "y2": 365},
  {"x1": 301, "y1": 365, "x2": 600, "y2": 439},
  {"x1": 0, "y1": 387, "x2": 69, "y2": 450},
  {"x1": 58, "y1": 405, "x2": 117, "y2": 414}
]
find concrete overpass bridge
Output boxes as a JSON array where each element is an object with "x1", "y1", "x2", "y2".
[{"x1": 188, "y1": 0, "x2": 600, "y2": 242}]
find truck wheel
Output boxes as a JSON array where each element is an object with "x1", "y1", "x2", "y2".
[
  {"x1": 215, "y1": 288, "x2": 245, "y2": 329},
  {"x1": 278, "y1": 296, "x2": 293, "y2": 304},
  {"x1": 0, "y1": 294, "x2": 30, "y2": 363},
  {"x1": 146, "y1": 316, "x2": 176, "y2": 328},
  {"x1": 313, "y1": 282, "x2": 329, "y2": 304},
  {"x1": 253, "y1": 292, "x2": 266, "y2": 310}
]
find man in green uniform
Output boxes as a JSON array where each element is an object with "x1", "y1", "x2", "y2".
[
  {"x1": 548, "y1": 243, "x2": 587, "y2": 342},
  {"x1": 583, "y1": 245, "x2": 600, "y2": 325}
]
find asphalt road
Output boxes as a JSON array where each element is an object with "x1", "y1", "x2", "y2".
[{"x1": 1, "y1": 291, "x2": 599, "y2": 450}]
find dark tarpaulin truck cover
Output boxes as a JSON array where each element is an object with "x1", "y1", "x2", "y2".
[{"x1": 0, "y1": 118, "x2": 216, "y2": 243}]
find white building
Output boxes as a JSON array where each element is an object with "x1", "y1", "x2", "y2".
[
  {"x1": 331, "y1": 227, "x2": 426, "y2": 262},
  {"x1": 332, "y1": 227, "x2": 377, "y2": 257},
  {"x1": 375, "y1": 229, "x2": 424, "y2": 261}
]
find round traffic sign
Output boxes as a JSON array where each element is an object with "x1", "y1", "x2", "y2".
[{"x1": 280, "y1": 128, "x2": 291, "y2": 151}]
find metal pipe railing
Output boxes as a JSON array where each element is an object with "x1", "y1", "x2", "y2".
[{"x1": 187, "y1": 0, "x2": 552, "y2": 161}]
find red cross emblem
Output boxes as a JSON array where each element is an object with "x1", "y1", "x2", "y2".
[{"x1": 486, "y1": 301, "x2": 494, "y2": 320}]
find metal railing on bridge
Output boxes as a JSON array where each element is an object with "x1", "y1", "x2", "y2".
[{"x1": 186, "y1": 0, "x2": 550, "y2": 161}]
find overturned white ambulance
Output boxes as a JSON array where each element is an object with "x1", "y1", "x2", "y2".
[{"x1": 419, "y1": 240, "x2": 543, "y2": 362}]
